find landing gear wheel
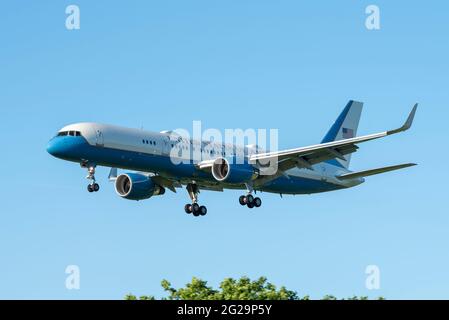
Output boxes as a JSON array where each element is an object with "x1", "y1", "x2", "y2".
[
  {"x1": 93, "y1": 183, "x2": 100, "y2": 192},
  {"x1": 192, "y1": 208, "x2": 200, "y2": 217},
  {"x1": 239, "y1": 195, "x2": 247, "y2": 205},
  {"x1": 87, "y1": 184, "x2": 94, "y2": 193},
  {"x1": 192, "y1": 203, "x2": 201, "y2": 217},
  {"x1": 247, "y1": 201, "x2": 255, "y2": 209},
  {"x1": 199, "y1": 206, "x2": 207, "y2": 216},
  {"x1": 254, "y1": 197, "x2": 262, "y2": 208},
  {"x1": 246, "y1": 194, "x2": 254, "y2": 204},
  {"x1": 184, "y1": 204, "x2": 192, "y2": 214}
]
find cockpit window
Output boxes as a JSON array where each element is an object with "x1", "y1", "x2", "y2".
[{"x1": 56, "y1": 131, "x2": 82, "y2": 137}]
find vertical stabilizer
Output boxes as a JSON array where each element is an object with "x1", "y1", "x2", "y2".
[{"x1": 321, "y1": 100, "x2": 363, "y2": 168}]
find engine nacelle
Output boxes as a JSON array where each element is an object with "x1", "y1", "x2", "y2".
[
  {"x1": 115, "y1": 173, "x2": 165, "y2": 201},
  {"x1": 211, "y1": 157, "x2": 258, "y2": 184}
]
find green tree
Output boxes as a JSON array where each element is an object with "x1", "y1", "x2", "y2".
[
  {"x1": 162, "y1": 277, "x2": 219, "y2": 300},
  {"x1": 215, "y1": 276, "x2": 298, "y2": 300},
  {"x1": 125, "y1": 276, "x2": 384, "y2": 300}
]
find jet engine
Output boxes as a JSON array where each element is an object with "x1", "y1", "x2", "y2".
[
  {"x1": 211, "y1": 157, "x2": 258, "y2": 184},
  {"x1": 115, "y1": 173, "x2": 165, "y2": 201}
]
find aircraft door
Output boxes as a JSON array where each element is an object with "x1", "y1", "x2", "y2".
[
  {"x1": 162, "y1": 136, "x2": 170, "y2": 156},
  {"x1": 95, "y1": 129, "x2": 104, "y2": 147},
  {"x1": 153, "y1": 137, "x2": 162, "y2": 155}
]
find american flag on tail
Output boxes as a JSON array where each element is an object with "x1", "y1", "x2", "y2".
[{"x1": 342, "y1": 127, "x2": 354, "y2": 139}]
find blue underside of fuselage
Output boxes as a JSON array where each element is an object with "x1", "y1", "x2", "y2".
[{"x1": 47, "y1": 136, "x2": 344, "y2": 195}]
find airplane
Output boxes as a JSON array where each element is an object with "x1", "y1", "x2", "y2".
[{"x1": 47, "y1": 100, "x2": 417, "y2": 217}]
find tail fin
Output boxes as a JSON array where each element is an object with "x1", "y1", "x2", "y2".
[{"x1": 321, "y1": 100, "x2": 363, "y2": 169}]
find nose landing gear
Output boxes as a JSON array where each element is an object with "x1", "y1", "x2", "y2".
[
  {"x1": 85, "y1": 165, "x2": 100, "y2": 193},
  {"x1": 87, "y1": 183, "x2": 100, "y2": 193}
]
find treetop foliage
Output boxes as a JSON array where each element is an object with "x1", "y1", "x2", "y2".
[{"x1": 125, "y1": 276, "x2": 383, "y2": 300}]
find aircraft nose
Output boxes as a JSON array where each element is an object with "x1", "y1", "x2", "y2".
[
  {"x1": 47, "y1": 135, "x2": 86, "y2": 160},
  {"x1": 46, "y1": 138, "x2": 64, "y2": 157}
]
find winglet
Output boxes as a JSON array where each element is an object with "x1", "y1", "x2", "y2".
[{"x1": 387, "y1": 103, "x2": 418, "y2": 135}]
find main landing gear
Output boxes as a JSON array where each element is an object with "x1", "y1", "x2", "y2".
[
  {"x1": 85, "y1": 165, "x2": 100, "y2": 193},
  {"x1": 184, "y1": 183, "x2": 207, "y2": 217},
  {"x1": 239, "y1": 194, "x2": 262, "y2": 209},
  {"x1": 239, "y1": 183, "x2": 261, "y2": 209}
]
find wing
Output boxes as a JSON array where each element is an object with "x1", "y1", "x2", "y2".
[
  {"x1": 150, "y1": 175, "x2": 182, "y2": 193},
  {"x1": 250, "y1": 104, "x2": 418, "y2": 173}
]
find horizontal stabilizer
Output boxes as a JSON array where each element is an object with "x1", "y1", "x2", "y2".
[{"x1": 337, "y1": 163, "x2": 417, "y2": 180}]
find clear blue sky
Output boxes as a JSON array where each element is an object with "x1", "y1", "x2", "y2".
[{"x1": 0, "y1": 1, "x2": 448, "y2": 299}]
